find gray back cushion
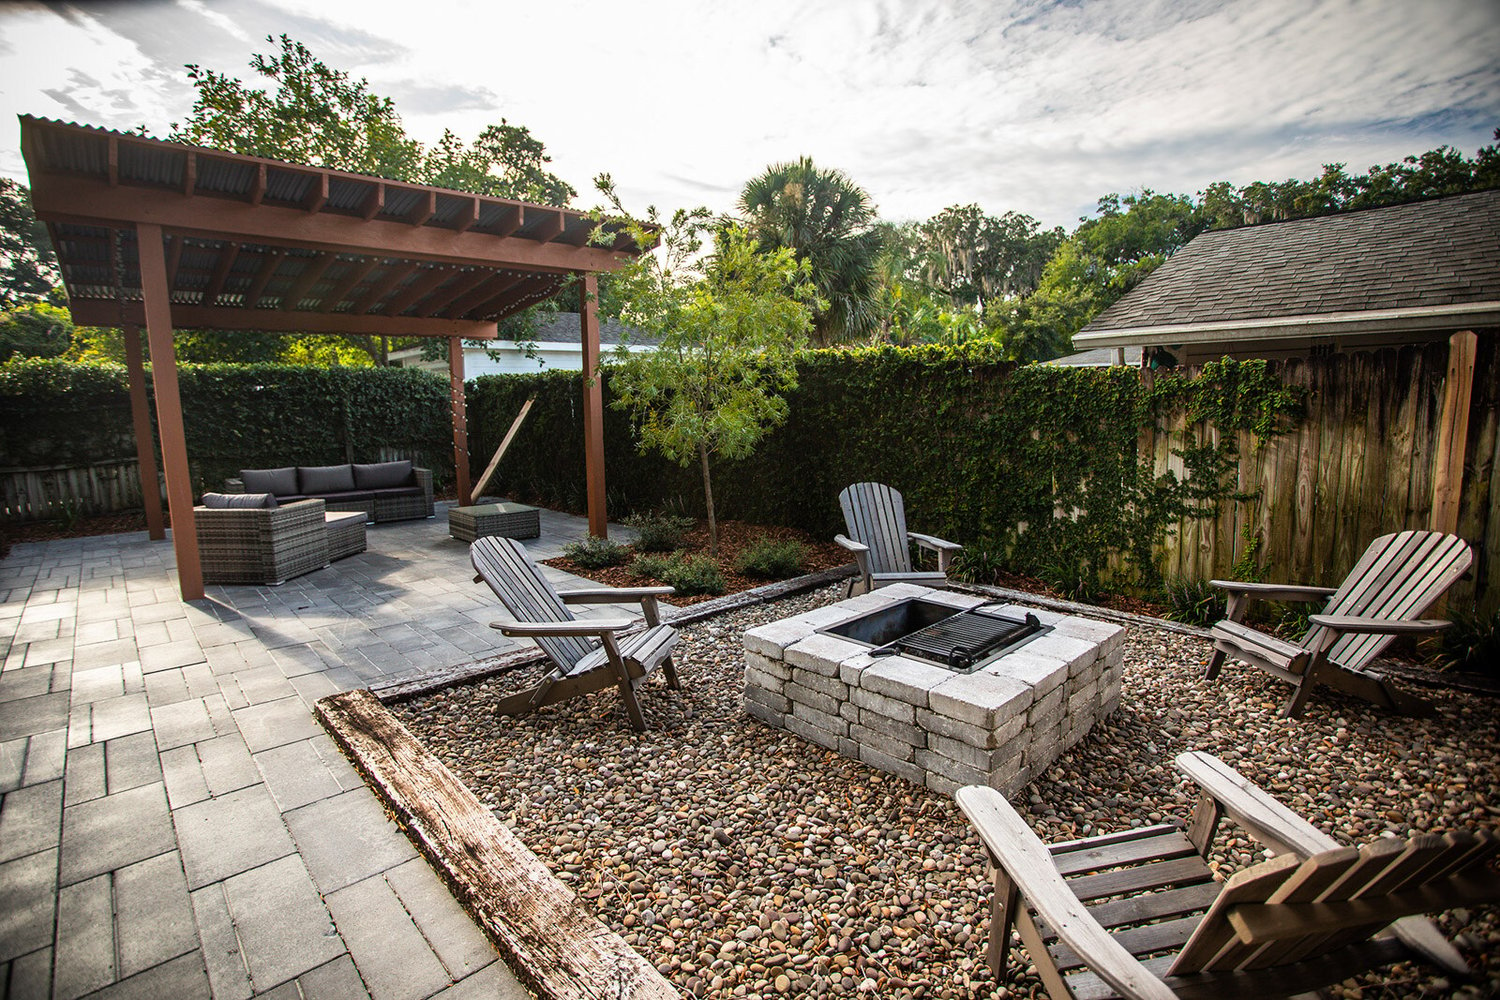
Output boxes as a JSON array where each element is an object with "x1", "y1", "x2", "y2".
[
  {"x1": 240, "y1": 467, "x2": 298, "y2": 495},
  {"x1": 353, "y1": 460, "x2": 414, "y2": 489},
  {"x1": 298, "y1": 464, "x2": 356, "y2": 494},
  {"x1": 202, "y1": 492, "x2": 278, "y2": 509}
]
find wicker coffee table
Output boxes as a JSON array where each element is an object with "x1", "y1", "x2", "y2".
[
  {"x1": 325, "y1": 511, "x2": 368, "y2": 560},
  {"x1": 449, "y1": 502, "x2": 541, "y2": 543}
]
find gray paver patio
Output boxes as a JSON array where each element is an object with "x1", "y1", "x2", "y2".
[{"x1": 0, "y1": 504, "x2": 633, "y2": 998}]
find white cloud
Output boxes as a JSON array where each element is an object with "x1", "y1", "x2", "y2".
[{"x1": 1, "y1": 0, "x2": 1495, "y2": 229}]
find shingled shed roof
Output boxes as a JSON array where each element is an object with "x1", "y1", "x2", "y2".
[{"x1": 1074, "y1": 190, "x2": 1500, "y2": 351}]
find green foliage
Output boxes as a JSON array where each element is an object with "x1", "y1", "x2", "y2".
[
  {"x1": 1421, "y1": 606, "x2": 1500, "y2": 677},
  {"x1": 623, "y1": 510, "x2": 693, "y2": 552},
  {"x1": 606, "y1": 212, "x2": 819, "y2": 554},
  {"x1": 733, "y1": 537, "x2": 806, "y2": 579},
  {"x1": 1161, "y1": 578, "x2": 1226, "y2": 627},
  {"x1": 660, "y1": 554, "x2": 725, "y2": 596},
  {"x1": 950, "y1": 541, "x2": 1007, "y2": 585},
  {"x1": 912, "y1": 204, "x2": 1064, "y2": 307},
  {"x1": 0, "y1": 180, "x2": 59, "y2": 310},
  {"x1": 562, "y1": 535, "x2": 631, "y2": 569},
  {"x1": 467, "y1": 348, "x2": 1305, "y2": 599},
  {"x1": 0, "y1": 360, "x2": 451, "y2": 491},
  {"x1": 627, "y1": 553, "x2": 677, "y2": 580},
  {"x1": 0, "y1": 301, "x2": 74, "y2": 362},
  {"x1": 740, "y1": 156, "x2": 881, "y2": 344}
]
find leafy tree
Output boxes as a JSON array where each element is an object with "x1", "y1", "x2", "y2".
[
  {"x1": 0, "y1": 301, "x2": 74, "y2": 362},
  {"x1": 739, "y1": 157, "x2": 881, "y2": 346},
  {"x1": 168, "y1": 34, "x2": 577, "y2": 365},
  {"x1": 606, "y1": 210, "x2": 819, "y2": 555},
  {"x1": 914, "y1": 204, "x2": 1063, "y2": 308},
  {"x1": 0, "y1": 180, "x2": 59, "y2": 310}
]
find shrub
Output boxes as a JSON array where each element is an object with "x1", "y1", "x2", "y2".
[
  {"x1": 1422, "y1": 606, "x2": 1500, "y2": 677},
  {"x1": 628, "y1": 553, "x2": 676, "y2": 580},
  {"x1": 733, "y1": 536, "x2": 806, "y2": 578},
  {"x1": 1161, "y1": 578, "x2": 1225, "y2": 627},
  {"x1": 662, "y1": 554, "x2": 725, "y2": 596},
  {"x1": 623, "y1": 510, "x2": 695, "y2": 552},
  {"x1": 562, "y1": 536, "x2": 631, "y2": 569},
  {"x1": 951, "y1": 541, "x2": 1005, "y2": 585}
]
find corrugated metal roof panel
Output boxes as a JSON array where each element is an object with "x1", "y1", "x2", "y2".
[
  {"x1": 119, "y1": 143, "x2": 185, "y2": 187},
  {"x1": 196, "y1": 157, "x2": 255, "y2": 196},
  {"x1": 263, "y1": 166, "x2": 312, "y2": 204},
  {"x1": 380, "y1": 187, "x2": 421, "y2": 218},
  {"x1": 326, "y1": 176, "x2": 370, "y2": 212}
]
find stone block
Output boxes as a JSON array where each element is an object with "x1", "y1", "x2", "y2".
[
  {"x1": 856, "y1": 709, "x2": 926, "y2": 748},
  {"x1": 929, "y1": 672, "x2": 1031, "y2": 730},
  {"x1": 785, "y1": 633, "x2": 859, "y2": 677},
  {"x1": 743, "y1": 664, "x2": 786, "y2": 695},
  {"x1": 743, "y1": 651, "x2": 790, "y2": 682},
  {"x1": 742, "y1": 699, "x2": 785, "y2": 729},
  {"x1": 838, "y1": 700, "x2": 860, "y2": 722},
  {"x1": 849, "y1": 687, "x2": 915, "y2": 724},
  {"x1": 743, "y1": 684, "x2": 790, "y2": 715},
  {"x1": 927, "y1": 732, "x2": 1019, "y2": 772},
  {"x1": 917, "y1": 748, "x2": 985, "y2": 787},
  {"x1": 1028, "y1": 686, "x2": 1065, "y2": 728},
  {"x1": 988, "y1": 650, "x2": 1067, "y2": 697},
  {"x1": 786, "y1": 715, "x2": 840, "y2": 751},
  {"x1": 838, "y1": 652, "x2": 876, "y2": 689},
  {"x1": 790, "y1": 667, "x2": 848, "y2": 701},
  {"x1": 785, "y1": 681, "x2": 841, "y2": 717},
  {"x1": 790, "y1": 700, "x2": 846, "y2": 736},
  {"x1": 859, "y1": 657, "x2": 950, "y2": 707},
  {"x1": 858, "y1": 744, "x2": 925, "y2": 786},
  {"x1": 847, "y1": 723, "x2": 916, "y2": 762},
  {"x1": 1053, "y1": 617, "x2": 1126, "y2": 659},
  {"x1": 743, "y1": 619, "x2": 818, "y2": 658}
]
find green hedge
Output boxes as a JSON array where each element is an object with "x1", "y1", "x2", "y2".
[
  {"x1": 469, "y1": 345, "x2": 1302, "y2": 594},
  {"x1": 0, "y1": 360, "x2": 453, "y2": 494}
]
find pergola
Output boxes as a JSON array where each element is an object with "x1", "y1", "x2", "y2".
[{"x1": 20, "y1": 116, "x2": 652, "y2": 601}]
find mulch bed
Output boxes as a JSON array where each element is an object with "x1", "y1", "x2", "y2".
[
  {"x1": 1, "y1": 511, "x2": 151, "y2": 557},
  {"x1": 543, "y1": 519, "x2": 853, "y2": 606}
]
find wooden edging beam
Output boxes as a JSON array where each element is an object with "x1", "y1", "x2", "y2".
[{"x1": 314, "y1": 689, "x2": 680, "y2": 1000}]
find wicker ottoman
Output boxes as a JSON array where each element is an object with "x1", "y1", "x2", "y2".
[
  {"x1": 449, "y1": 502, "x2": 541, "y2": 543},
  {"x1": 325, "y1": 511, "x2": 368, "y2": 561}
]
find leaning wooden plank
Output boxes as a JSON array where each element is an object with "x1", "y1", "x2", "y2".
[
  {"x1": 472, "y1": 396, "x2": 535, "y2": 500},
  {"x1": 316, "y1": 689, "x2": 679, "y2": 1000}
]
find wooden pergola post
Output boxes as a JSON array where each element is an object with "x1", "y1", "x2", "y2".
[
  {"x1": 580, "y1": 275, "x2": 607, "y2": 538},
  {"x1": 122, "y1": 324, "x2": 165, "y2": 540},
  {"x1": 137, "y1": 224, "x2": 203, "y2": 600},
  {"x1": 1431, "y1": 329, "x2": 1478, "y2": 535},
  {"x1": 449, "y1": 335, "x2": 472, "y2": 506}
]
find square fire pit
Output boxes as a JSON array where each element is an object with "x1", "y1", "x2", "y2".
[{"x1": 742, "y1": 584, "x2": 1125, "y2": 796}]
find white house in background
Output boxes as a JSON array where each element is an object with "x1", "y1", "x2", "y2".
[{"x1": 390, "y1": 311, "x2": 658, "y2": 376}]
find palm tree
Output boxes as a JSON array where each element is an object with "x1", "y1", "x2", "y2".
[{"x1": 739, "y1": 157, "x2": 881, "y2": 345}]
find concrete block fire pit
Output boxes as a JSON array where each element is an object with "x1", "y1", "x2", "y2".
[{"x1": 742, "y1": 584, "x2": 1125, "y2": 796}]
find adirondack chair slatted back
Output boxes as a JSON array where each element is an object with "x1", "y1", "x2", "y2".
[
  {"x1": 1170, "y1": 829, "x2": 1500, "y2": 977},
  {"x1": 839, "y1": 482, "x2": 913, "y2": 576},
  {"x1": 1309, "y1": 531, "x2": 1472, "y2": 672},
  {"x1": 471, "y1": 537, "x2": 596, "y2": 673}
]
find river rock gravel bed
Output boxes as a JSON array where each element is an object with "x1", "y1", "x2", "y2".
[{"x1": 393, "y1": 586, "x2": 1500, "y2": 999}]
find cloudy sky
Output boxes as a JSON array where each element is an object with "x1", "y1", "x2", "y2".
[{"x1": 1, "y1": 0, "x2": 1496, "y2": 230}]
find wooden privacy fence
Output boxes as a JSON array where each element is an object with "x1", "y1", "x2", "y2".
[
  {"x1": 1151, "y1": 341, "x2": 1497, "y2": 614},
  {"x1": 1, "y1": 458, "x2": 158, "y2": 522}
]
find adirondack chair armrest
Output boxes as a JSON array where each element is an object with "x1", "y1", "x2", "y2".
[
  {"x1": 908, "y1": 532, "x2": 961, "y2": 552},
  {"x1": 561, "y1": 587, "x2": 676, "y2": 603},
  {"x1": 1209, "y1": 580, "x2": 1338, "y2": 602},
  {"x1": 956, "y1": 785, "x2": 1181, "y2": 1000},
  {"x1": 1175, "y1": 751, "x2": 1338, "y2": 859},
  {"x1": 1306, "y1": 615, "x2": 1452, "y2": 635},
  {"x1": 834, "y1": 534, "x2": 869, "y2": 554},
  {"x1": 490, "y1": 619, "x2": 635, "y2": 638}
]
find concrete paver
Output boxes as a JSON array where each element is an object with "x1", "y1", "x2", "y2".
[{"x1": 0, "y1": 503, "x2": 621, "y2": 997}]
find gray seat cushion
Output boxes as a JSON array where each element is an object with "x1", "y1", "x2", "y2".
[
  {"x1": 201, "y1": 492, "x2": 278, "y2": 509},
  {"x1": 298, "y1": 464, "x2": 356, "y2": 494},
  {"x1": 353, "y1": 460, "x2": 414, "y2": 489},
  {"x1": 240, "y1": 467, "x2": 298, "y2": 496}
]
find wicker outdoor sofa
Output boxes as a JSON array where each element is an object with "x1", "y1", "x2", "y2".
[{"x1": 225, "y1": 460, "x2": 434, "y2": 523}]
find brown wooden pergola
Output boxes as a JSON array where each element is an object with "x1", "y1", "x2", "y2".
[{"x1": 20, "y1": 116, "x2": 651, "y2": 601}]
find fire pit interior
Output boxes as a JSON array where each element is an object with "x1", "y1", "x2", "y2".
[
  {"x1": 743, "y1": 584, "x2": 1125, "y2": 796},
  {"x1": 818, "y1": 597, "x2": 1049, "y2": 673}
]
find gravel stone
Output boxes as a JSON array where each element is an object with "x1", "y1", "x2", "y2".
[{"x1": 393, "y1": 584, "x2": 1500, "y2": 999}]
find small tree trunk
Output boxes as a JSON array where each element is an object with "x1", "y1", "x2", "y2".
[{"x1": 698, "y1": 441, "x2": 718, "y2": 558}]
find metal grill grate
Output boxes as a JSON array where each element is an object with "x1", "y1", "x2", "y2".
[{"x1": 877, "y1": 607, "x2": 1044, "y2": 672}]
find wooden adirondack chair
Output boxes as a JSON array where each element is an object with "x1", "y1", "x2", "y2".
[
  {"x1": 471, "y1": 537, "x2": 682, "y2": 731},
  {"x1": 836, "y1": 482, "x2": 962, "y2": 596},
  {"x1": 956, "y1": 751, "x2": 1498, "y2": 1000},
  {"x1": 1204, "y1": 530, "x2": 1472, "y2": 718}
]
